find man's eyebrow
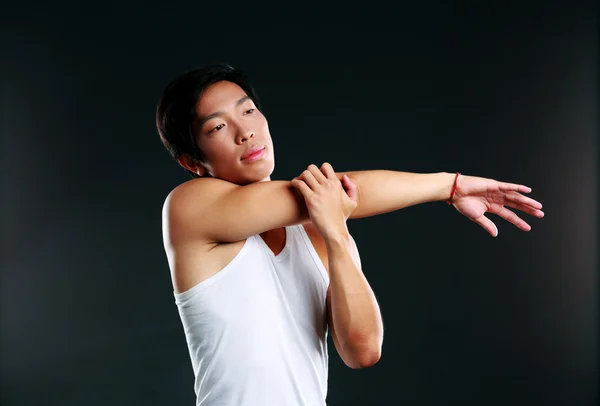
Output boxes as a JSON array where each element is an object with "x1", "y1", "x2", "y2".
[{"x1": 197, "y1": 95, "x2": 252, "y2": 127}]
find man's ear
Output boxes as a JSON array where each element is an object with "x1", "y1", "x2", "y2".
[{"x1": 177, "y1": 154, "x2": 207, "y2": 177}]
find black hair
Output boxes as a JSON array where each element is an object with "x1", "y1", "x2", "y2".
[{"x1": 156, "y1": 63, "x2": 261, "y2": 178}]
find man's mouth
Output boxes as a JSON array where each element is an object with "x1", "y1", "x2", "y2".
[{"x1": 241, "y1": 146, "x2": 266, "y2": 161}]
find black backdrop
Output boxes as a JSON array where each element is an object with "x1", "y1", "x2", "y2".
[{"x1": 2, "y1": 3, "x2": 597, "y2": 405}]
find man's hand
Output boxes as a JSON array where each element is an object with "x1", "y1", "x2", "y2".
[
  {"x1": 290, "y1": 163, "x2": 358, "y2": 240},
  {"x1": 450, "y1": 174, "x2": 545, "y2": 237}
]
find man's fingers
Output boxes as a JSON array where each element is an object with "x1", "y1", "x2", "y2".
[
  {"x1": 290, "y1": 178, "x2": 313, "y2": 197},
  {"x1": 320, "y1": 162, "x2": 337, "y2": 180},
  {"x1": 505, "y1": 191, "x2": 543, "y2": 210},
  {"x1": 342, "y1": 174, "x2": 356, "y2": 190},
  {"x1": 473, "y1": 214, "x2": 498, "y2": 237},
  {"x1": 496, "y1": 206, "x2": 531, "y2": 232},
  {"x1": 498, "y1": 181, "x2": 532, "y2": 194},
  {"x1": 307, "y1": 164, "x2": 327, "y2": 184},
  {"x1": 342, "y1": 175, "x2": 358, "y2": 201},
  {"x1": 300, "y1": 169, "x2": 320, "y2": 190},
  {"x1": 504, "y1": 201, "x2": 545, "y2": 218}
]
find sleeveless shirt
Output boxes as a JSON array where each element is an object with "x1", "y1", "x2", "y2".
[{"x1": 174, "y1": 224, "x2": 348, "y2": 406}]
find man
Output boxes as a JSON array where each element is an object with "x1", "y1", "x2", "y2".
[{"x1": 156, "y1": 63, "x2": 544, "y2": 405}]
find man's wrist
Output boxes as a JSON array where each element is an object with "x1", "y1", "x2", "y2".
[
  {"x1": 323, "y1": 227, "x2": 350, "y2": 250},
  {"x1": 435, "y1": 172, "x2": 459, "y2": 202}
]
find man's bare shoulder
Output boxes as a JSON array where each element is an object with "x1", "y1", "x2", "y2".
[
  {"x1": 163, "y1": 177, "x2": 235, "y2": 211},
  {"x1": 163, "y1": 177, "x2": 238, "y2": 223},
  {"x1": 161, "y1": 178, "x2": 246, "y2": 292},
  {"x1": 160, "y1": 178, "x2": 235, "y2": 247}
]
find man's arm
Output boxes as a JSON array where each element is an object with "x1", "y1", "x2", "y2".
[
  {"x1": 163, "y1": 177, "x2": 309, "y2": 246},
  {"x1": 339, "y1": 170, "x2": 457, "y2": 219},
  {"x1": 163, "y1": 168, "x2": 456, "y2": 246},
  {"x1": 326, "y1": 232, "x2": 383, "y2": 369},
  {"x1": 291, "y1": 164, "x2": 383, "y2": 369},
  {"x1": 340, "y1": 169, "x2": 542, "y2": 236}
]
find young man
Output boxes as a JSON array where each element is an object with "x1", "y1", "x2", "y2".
[{"x1": 156, "y1": 63, "x2": 544, "y2": 405}]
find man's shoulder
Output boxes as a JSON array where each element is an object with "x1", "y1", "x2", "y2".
[
  {"x1": 163, "y1": 177, "x2": 235, "y2": 213},
  {"x1": 166, "y1": 177, "x2": 230, "y2": 200}
]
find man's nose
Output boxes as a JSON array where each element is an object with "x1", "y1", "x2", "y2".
[{"x1": 237, "y1": 128, "x2": 255, "y2": 144}]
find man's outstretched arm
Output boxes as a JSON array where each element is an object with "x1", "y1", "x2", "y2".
[
  {"x1": 334, "y1": 167, "x2": 543, "y2": 236},
  {"x1": 164, "y1": 164, "x2": 543, "y2": 246},
  {"x1": 337, "y1": 170, "x2": 456, "y2": 218},
  {"x1": 164, "y1": 169, "x2": 456, "y2": 246}
]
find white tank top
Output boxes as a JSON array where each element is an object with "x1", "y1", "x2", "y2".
[{"x1": 174, "y1": 225, "x2": 335, "y2": 406}]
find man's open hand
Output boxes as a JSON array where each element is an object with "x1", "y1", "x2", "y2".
[{"x1": 450, "y1": 174, "x2": 545, "y2": 237}]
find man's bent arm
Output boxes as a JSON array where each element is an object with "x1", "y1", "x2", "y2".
[
  {"x1": 337, "y1": 171, "x2": 456, "y2": 219},
  {"x1": 326, "y1": 231, "x2": 383, "y2": 369}
]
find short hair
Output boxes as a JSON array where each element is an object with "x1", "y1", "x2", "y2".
[{"x1": 156, "y1": 63, "x2": 262, "y2": 178}]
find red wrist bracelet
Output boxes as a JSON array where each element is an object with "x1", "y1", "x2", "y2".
[{"x1": 447, "y1": 172, "x2": 460, "y2": 204}]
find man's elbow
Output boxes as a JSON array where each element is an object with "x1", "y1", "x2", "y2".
[
  {"x1": 353, "y1": 350, "x2": 381, "y2": 369},
  {"x1": 346, "y1": 340, "x2": 382, "y2": 369}
]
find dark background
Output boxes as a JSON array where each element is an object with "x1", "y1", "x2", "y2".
[{"x1": 1, "y1": 2, "x2": 597, "y2": 406}]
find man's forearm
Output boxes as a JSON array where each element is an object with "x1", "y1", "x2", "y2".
[
  {"x1": 337, "y1": 171, "x2": 456, "y2": 219},
  {"x1": 326, "y1": 232, "x2": 383, "y2": 368}
]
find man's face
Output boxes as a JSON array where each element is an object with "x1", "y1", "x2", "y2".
[{"x1": 191, "y1": 80, "x2": 275, "y2": 185}]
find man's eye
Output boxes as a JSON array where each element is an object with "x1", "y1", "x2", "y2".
[
  {"x1": 245, "y1": 108, "x2": 255, "y2": 115},
  {"x1": 210, "y1": 124, "x2": 225, "y2": 133}
]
